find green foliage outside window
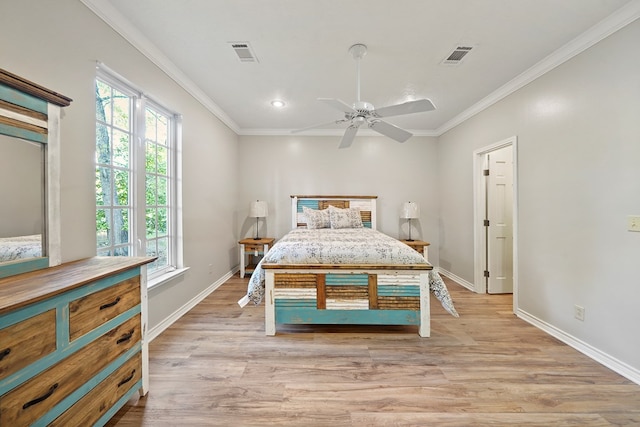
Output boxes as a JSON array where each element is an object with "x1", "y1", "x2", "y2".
[
  {"x1": 95, "y1": 78, "x2": 173, "y2": 275},
  {"x1": 95, "y1": 81, "x2": 130, "y2": 255}
]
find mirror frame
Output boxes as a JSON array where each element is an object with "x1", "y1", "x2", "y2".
[{"x1": 0, "y1": 68, "x2": 72, "y2": 279}]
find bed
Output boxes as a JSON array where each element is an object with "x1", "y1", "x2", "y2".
[
  {"x1": 0, "y1": 234, "x2": 42, "y2": 263},
  {"x1": 239, "y1": 195, "x2": 458, "y2": 337}
]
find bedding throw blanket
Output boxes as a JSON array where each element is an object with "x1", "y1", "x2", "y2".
[{"x1": 241, "y1": 228, "x2": 459, "y2": 317}]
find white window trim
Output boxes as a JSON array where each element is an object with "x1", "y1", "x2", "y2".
[{"x1": 96, "y1": 63, "x2": 185, "y2": 279}]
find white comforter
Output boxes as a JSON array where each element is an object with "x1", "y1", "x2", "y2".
[{"x1": 242, "y1": 228, "x2": 458, "y2": 317}]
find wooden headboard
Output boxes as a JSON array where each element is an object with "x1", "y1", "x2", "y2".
[{"x1": 290, "y1": 195, "x2": 377, "y2": 230}]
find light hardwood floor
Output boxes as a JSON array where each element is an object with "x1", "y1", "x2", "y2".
[{"x1": 107, "y1": 274, "x2": 640, "y2": 426}]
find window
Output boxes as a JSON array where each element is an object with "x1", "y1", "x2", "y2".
[
  {"x1": 95, "y1": 69, "x2": 181, "y2": 280},
  {"x1": 144, "y1": 107, "x2": 172, "y2": 271}
]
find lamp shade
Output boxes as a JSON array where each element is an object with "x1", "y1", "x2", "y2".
[
  {"x1": 401, "y1": 201, "x2": 420, "y2": 219},
  {"x1": 249, "y1": 200, "x2": 268, "y2": 218}
]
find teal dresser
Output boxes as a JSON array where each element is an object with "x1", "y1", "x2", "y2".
[{"x1": 0, "y1": 257, "x2": 153, "y2": 426}]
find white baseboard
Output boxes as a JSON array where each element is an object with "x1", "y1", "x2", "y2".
[
  {"x1": 438, "y1": 268, "x2": 640, "y2": 386},
  {"x1": 436, "y1": 267, "x2": 475, "y2": 292},
  {"x1": 147, "y1": 268, "x2": 238, "y2": 342},
  {"x1": 517, "y1": 309, "x2": 640, "y2": 386}
]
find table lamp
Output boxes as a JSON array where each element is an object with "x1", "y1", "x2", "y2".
[
  {"x1": 249, "y1": 200, "x2": 268, "y2": 240},
  {"x1": 401, "y1": 201, "x2": 420, "y2": 241}
]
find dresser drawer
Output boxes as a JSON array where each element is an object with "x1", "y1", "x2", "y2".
[
  {"x1": 69, "y1": 276, "x2": 140, "y2": 341},
  {"x1": 0, "y1": 309, "x2": 56, "y2": 381},
  {"x1": 0, "y1": 314, "x2": 141, "y2": 426},
  {"x1": 49, "y1": 351, "x2": 142, "y2": 427}
]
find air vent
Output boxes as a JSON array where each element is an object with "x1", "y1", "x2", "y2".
[
  {"x1": 442, "y1": 45, "x2": 474, "y2": 65},
  {"x1": 229, "y1": 41, "x2": 259, "y2": 63}
]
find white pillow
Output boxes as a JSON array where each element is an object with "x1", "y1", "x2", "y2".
[
  {"x1": 302, "y1": 206, "x2": 330, "y2": 229},
  {"x1": 328, "y1": 205, "x2": 363, "y2": 229}
]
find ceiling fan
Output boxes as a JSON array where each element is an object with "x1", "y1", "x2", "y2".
[{"x1": 293, "y1": 43, "x2": 436, "y2": 149}]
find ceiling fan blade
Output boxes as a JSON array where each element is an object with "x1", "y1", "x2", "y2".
[
  {"x1": 319, "y1": 98, "x2": 356, "y2": 114},
  {"x1": 338, "y1": 124, "x2": 360, "y2": 149},
  {"x1": 372, "y1": 99, "x2": 435, "y2": 118},
  {"x1": 369, "y1": 120, "x2": 412, "y2": 143},
  {"x1": 291, "y1": 118, "x2": 350, "y2": 133}
]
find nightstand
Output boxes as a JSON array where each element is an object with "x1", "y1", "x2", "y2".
[
  {"x1": 400, "y1": 239, "x2": 430, "y2": 262},
  {"x1": 239, "y1": 237, "x2": 275, "y2": 278}
]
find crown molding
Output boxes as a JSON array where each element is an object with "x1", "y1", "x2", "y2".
[
  {"x1": 435, "y1": 0, "x2": 640, "y2": 136},
  {"x1": 81, "y1": 0, "x2": 639, "y2": 138},
  {"x1": 80, "y1": 0, "x2": 240, "y2": 134},
  {"x1": 237, "y1": 128, "x2": 440, "y2": 138}
]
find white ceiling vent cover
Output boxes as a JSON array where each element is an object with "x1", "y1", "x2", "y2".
[
  {"x1": 229, "y1": 42, "x2": 259, "y2": 63},
  {"x1": 442, "y1": 46, "x2": 474, "y2": 65}
]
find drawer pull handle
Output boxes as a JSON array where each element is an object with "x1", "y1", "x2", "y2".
[
  {"x1": 23, "y1": 383, "x2": 58, "y2": 409},
  {"x1": 116, "y1": 330, "x2": 134, "y2": 344},
  {"x1": 117, "y1": 369, "x2": 136, "y2": 387},
  {"x1": 0, "y1": 347, "x2": 10, "y2": 361},
  {"x1": 100, "y1": 296, "x2": 121, "y2": 310}
]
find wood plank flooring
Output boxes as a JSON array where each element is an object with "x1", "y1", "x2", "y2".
[{"x1": 106, "y1": 274, "x2": 640, "y2": 426}]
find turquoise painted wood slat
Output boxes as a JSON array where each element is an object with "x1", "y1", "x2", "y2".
[
  {"x1": 0, "y1": 257, "x2": 49, "y2": 279},
  {"x1": 362, "y1": 221, "x2": 372, "y2": 228},
  {"x1": 325, "y1": 273, "x2": 368, "y2": 286},
  {"x1": 0, "y1": 122, "x2": 47, "y2": 144},
  {"x1": 32, "y1": 346, "x2": 141, "y2": 427},
  {"x1": 275, "y1": 307, "x2": 420, "y2": 325},
  {"x1": 297, "y1": 199, "x2": 320, "y2": 212},
  {"x1": 57, "y1": 298, "x2": 69, "y2": 350},
  {"x1": 378, "y1": 285, "x2": 420, "y2": 297},
  {"x1": 0, "y1": 83, "x2": 48, "y2": 114}
]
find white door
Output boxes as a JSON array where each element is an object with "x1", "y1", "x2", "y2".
[{"x1": 486, "y1": 146, "x2": 513, "y2": 294}]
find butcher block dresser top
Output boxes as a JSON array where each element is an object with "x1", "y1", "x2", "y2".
[{"x1": 0, "y1": 257, "x2": 154, "y2": 316}]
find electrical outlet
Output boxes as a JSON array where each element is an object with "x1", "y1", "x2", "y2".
[
  {"x1": 628, "y1": 215, "x2": 640, "y2": 232},
  {"x1": 574, "y1": 305, "x2": 585, "y2": 321}
]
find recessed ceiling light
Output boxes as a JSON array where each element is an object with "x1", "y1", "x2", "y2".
[{"x1": 271, "y1": 99, "x2": 285, "y2": 108}]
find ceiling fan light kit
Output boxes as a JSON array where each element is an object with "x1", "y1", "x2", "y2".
[{"x1": 293, "y1": 43, "x2": 436, "y2": 148}]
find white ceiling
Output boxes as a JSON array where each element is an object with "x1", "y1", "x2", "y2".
[{"x1": 84, "y1": 0, "x2": 638, "y2": 136}]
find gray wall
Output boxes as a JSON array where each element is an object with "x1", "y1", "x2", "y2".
[
  {"x1": 438, "y1": 20, "x2": 640, "y2": 370},
  {"x1": 0, "y1": 135, "x2": 43, "y2": 237},
  {"x1": 1, "y1": 0, "x2": 239, "y2": 328},
  {"x1": 237, "y1": 135, "x2": 440, "y2": 261}
]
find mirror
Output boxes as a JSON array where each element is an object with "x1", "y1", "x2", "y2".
[
  {"x1": 0, "y1": 133, "x2": 46, "y2": 265},
  {"x1": 0, "y1": 67, "x2": 71, "y2": 279}
]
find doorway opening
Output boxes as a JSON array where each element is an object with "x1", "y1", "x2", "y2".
[{"x1": 473, "y1": 136, "x2": 518, "y2": 312}]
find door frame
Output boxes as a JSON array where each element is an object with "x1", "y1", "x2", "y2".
[{"x1": 473, "y1": 136, "x2": 518, "y2": 311}]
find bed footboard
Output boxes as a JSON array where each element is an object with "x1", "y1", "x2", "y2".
[{"x1": 264, "y1": 267, "x2": 431, "y2": 337}]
